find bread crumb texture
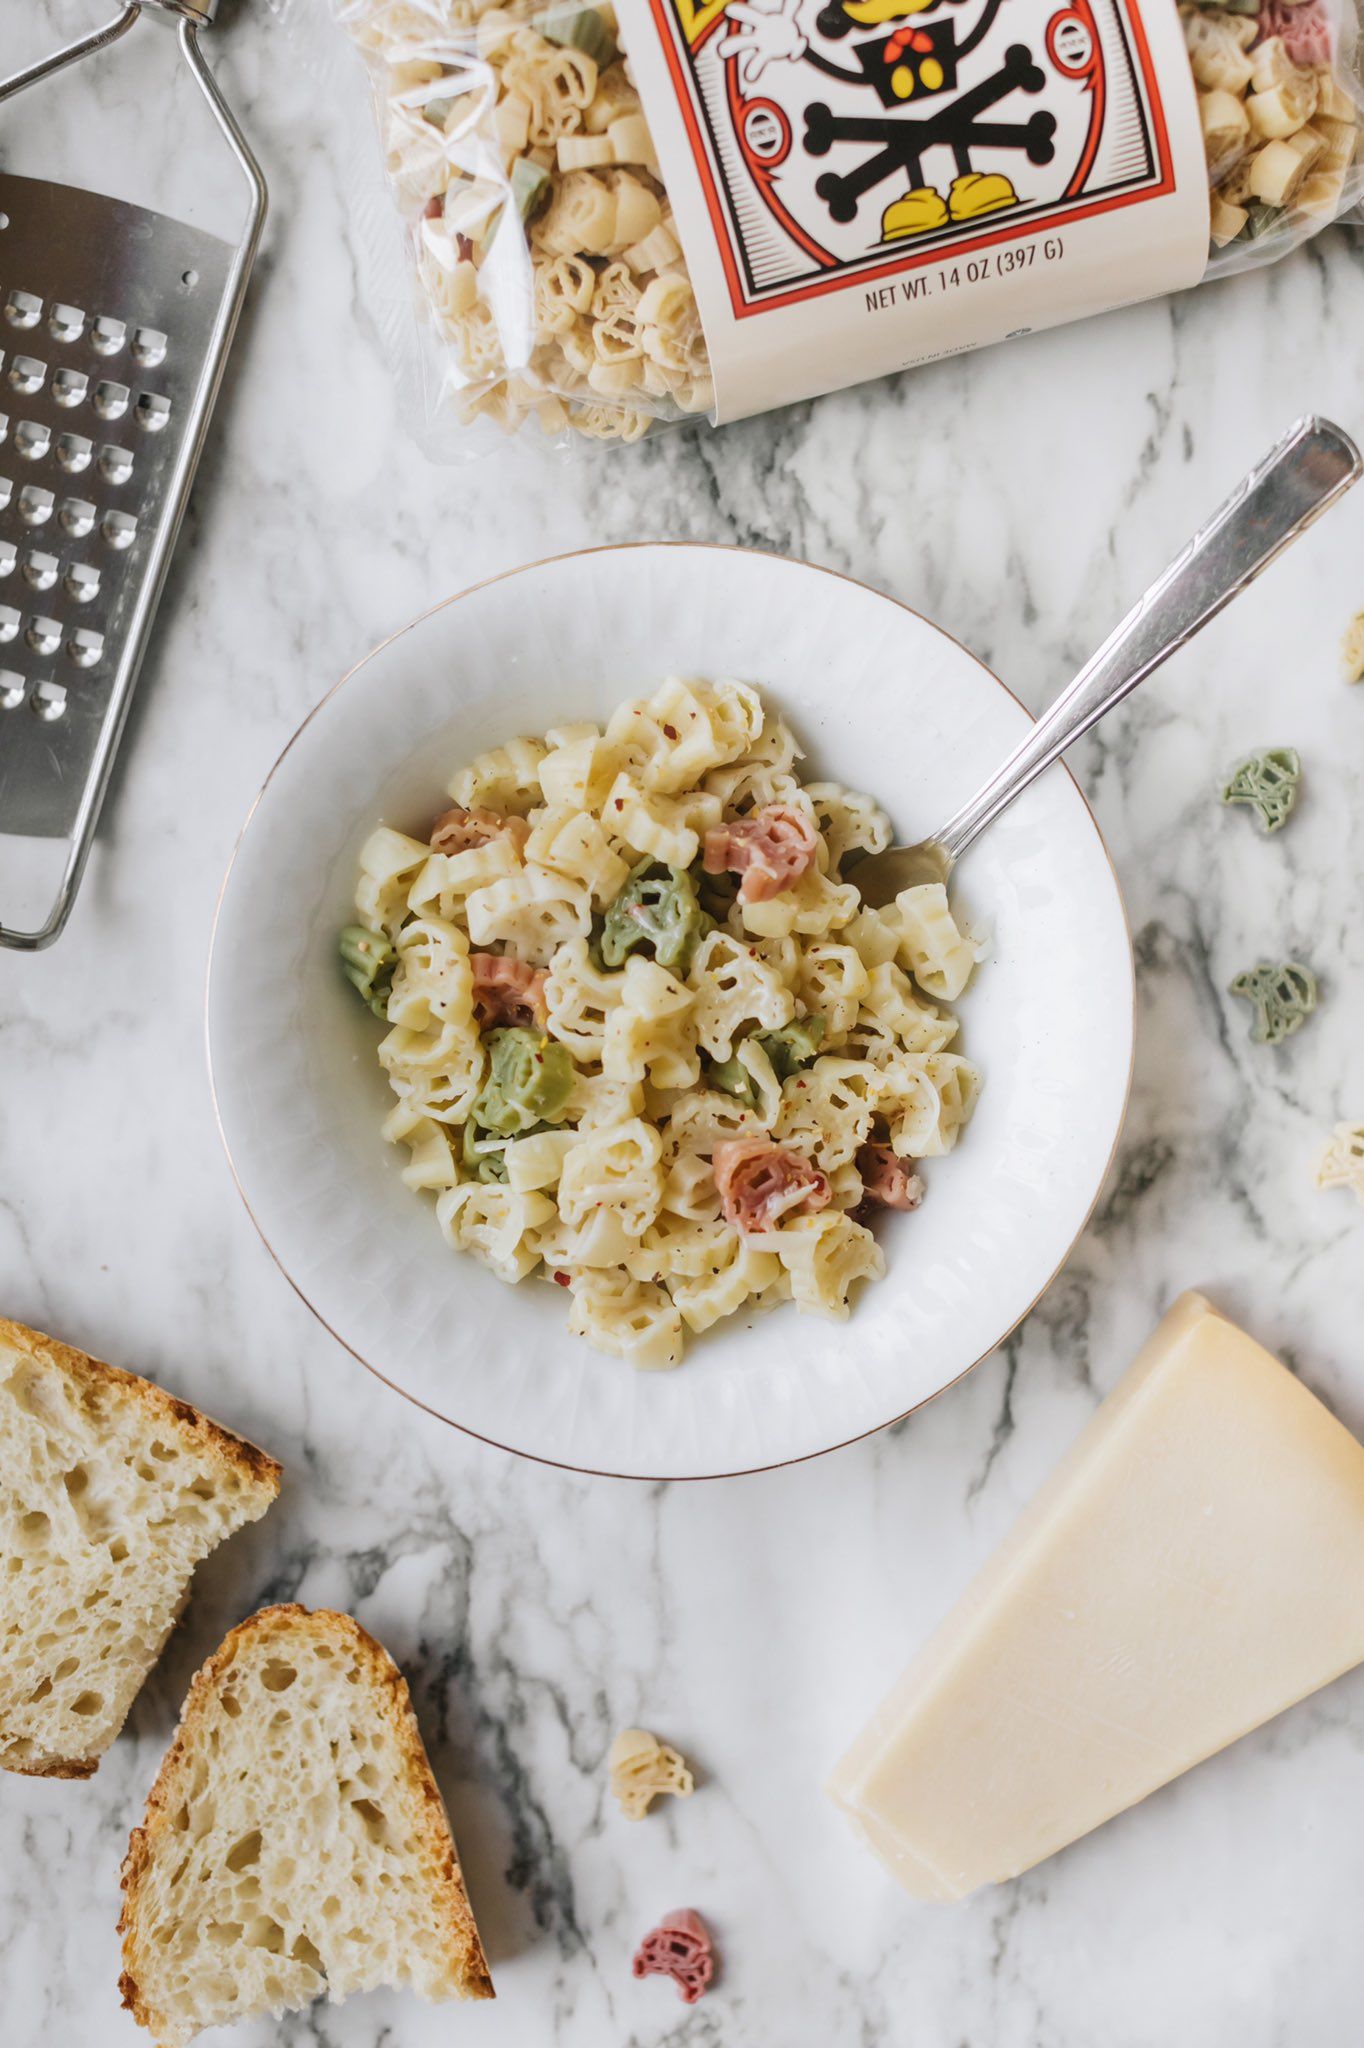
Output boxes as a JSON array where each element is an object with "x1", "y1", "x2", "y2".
[
  {"x1": 0, "y1": 1318, "x2": 281, "y2": 1780},
  {"x1": 119, "y1": 1604, "x2": 494, "y2": 2046}
]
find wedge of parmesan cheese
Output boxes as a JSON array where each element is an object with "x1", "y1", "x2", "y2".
[{"x1": 827, "y1": 1291, "x2": 1364, "y2": 1900}]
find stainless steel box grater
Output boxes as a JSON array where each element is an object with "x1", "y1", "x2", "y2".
[{"x1": 0, "y1": 0, "x2": 266, "y2": 949}]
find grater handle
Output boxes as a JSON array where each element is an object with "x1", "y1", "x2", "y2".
[{"x1": 0, "y1": 5, "x2": 143, "y2": 108}]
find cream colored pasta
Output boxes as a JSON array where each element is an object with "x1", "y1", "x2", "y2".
[
  {"x1": 342, "y1": 679, "x2": 983, "y2": 1367},
  {"x1": 338, "y1": 0, "x2": 713, "y2": 442}
]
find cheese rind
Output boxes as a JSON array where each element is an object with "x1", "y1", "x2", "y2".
[{"x1": 827, "y1": 1291, "x2": 1364, "y2": 1900}]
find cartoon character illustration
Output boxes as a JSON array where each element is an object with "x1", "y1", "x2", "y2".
[{"x1": 717, "y1": 0, "x2": 1058, "y2": 240}]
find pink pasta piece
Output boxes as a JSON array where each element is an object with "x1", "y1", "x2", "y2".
[
  {"x1": 1258, "y1": 0, "x2": 1331, "y2": 64},
  {"x1": 713, "y1": 1136, "x2": 831, "y2": 1234},
  {"x1": 631, "y1": 1909, "x2": 715, "y2": 2005},
  {"x1": 430, "y1": 804, "x2": 530, "y2": 856},
  {"x1": 856, "y1": 1142, "x2": 925, "y2": 1212},
  {"x1": 471, "y1": 953, "x2": 548, "y2": 1029},
  {"x1": 703, "y1": 802, "x2": 819, "y2": 903}
]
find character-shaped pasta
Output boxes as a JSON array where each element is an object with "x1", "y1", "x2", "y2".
[
  {"x1": 608, "y1": 1728, "x2": 696, "y2": 1820},
  {"x1": 891, "y1": 883, "x2": 982, "y2": 1000},
  {"x1": 356, "y1": 826, "x2": 433, "y2": 936},
  {"x1": 1316, "y1": 1122, "x2": 1364, "y2": 1206},
  {"x1": 567, "y1": 1269, "x2": 683, "y2": 1369},
  {"x1": 526, "y1": 805, "x2": 631, "y2": 905},
  {"x1": 687, "y1": 930, "x2": 795, "y2": 1060},
  {"x1": 559, "y1": 1116, "x2": 664, "y2": 1238},
  {"x1": 343, "y1": 680, "x2": 982, "y2": 1366},
  {"x1": 436, "y1": 1181, "x2": 555, "y2": 1283},
  {"x1": 603, "y1": 957, "x2": 699, "y2": 1089},
  {"x1": 465, "y1": 867, "x2": 593, "y2": 963}
]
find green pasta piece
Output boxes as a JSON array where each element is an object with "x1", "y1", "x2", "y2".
[
  {"x1": 534, "y1": 4, "x2": 618, "y2": 66},
  {"x1": 708, "y1": 1016, "x2": 826, "y2": 1104},
  {"x1": 511, "y1": 158, "x2": 551, "y2": 223},
  {"x1": 1221, "y1": 747, "x2": 1301, "y2": 833},
  {"x1": 1228, "y1": 960, "x2": 1317, "y2": 1046},
  {"x1": 758, "y1": 1015, "x2": 826, "y2": 1083},
  {"x1": 601, "y1": 861, "x2": 705, "y2": 972},
  {"x1": 469, "y1": 1027, "x2": 574, "y2": 1136},
  {"x1": 339, "y1": 925, "x2": 396, "y2": 1019},
  {"x1": 462, "y1": 1121, "x2": 510, "y2": 1183},
  {"x1": 1239, "y1": 200, "x2": 1285, "y2": 241}
]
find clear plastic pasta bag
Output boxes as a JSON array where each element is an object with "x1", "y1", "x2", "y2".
[{"x1": 296, "y1": 0, "x2": 1364, "y2": 450}]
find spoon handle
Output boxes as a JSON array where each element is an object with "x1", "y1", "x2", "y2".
[{"x1": 936, "y1": 415, "x2": 1361, "y2": 867}]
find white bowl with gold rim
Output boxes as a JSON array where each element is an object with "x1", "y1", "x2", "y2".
[{"x1": 207, "y1": 544, "x2": 1133, "y2": 1480}]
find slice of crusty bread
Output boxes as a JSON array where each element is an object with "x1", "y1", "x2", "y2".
[
  {"x1": 0, "y1": 1318, "x2": 281, "y2": 1780},
  {"x1": 119, "y1": 1604, "x2": 494, "y2": 2045}
]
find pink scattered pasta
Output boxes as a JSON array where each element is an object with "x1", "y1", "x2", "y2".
[
  {"x1": 632, "y1": 1909, "x2": 715, "y2": 2005},
  {"x1": 471, "y1": 954, "x2": 549, "y2": 1030},
  {"x1": 703, "y1": 802, "x2": 819, "y2": 903},
  {"x1": 714, "y1": 1137, "x2": 831, "y2": 1234},
  {"x1": 856, "y1": 1142, "x2": 925, "y2": 1212},
  {"x1": 1259, "y1": 0, "x2": 1332, "y2": 65},
  {"x1": 430, "y1": 804, "x2": 530, "y2": 857}
]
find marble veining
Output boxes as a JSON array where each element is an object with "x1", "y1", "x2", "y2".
[{"x1": 3, "y1": 3, "x2": 1364, "y2": 2043}]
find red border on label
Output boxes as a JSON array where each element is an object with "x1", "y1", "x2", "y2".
[{"x1": 645, "y1": 0, "x2": 1178, "y2": 318}]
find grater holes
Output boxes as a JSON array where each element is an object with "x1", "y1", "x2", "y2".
[
  {"x1": 135, "y1": 392, "x2": 171, "y2": 433},
  {"x1": 0, "y1": 605, "x2": 18, "y2": 641},
  {"x1": 0, "y1": 669, "x2": 22, "y2": 710},
  {"x1": 102, "y1": 509, "x2": 137, "y2": 550},
  {"x1": 22, "y1": 550, "x2": 58, "y2": 593},
  {"x1": 68, "y1": 628, "x2": 103, "y2": 669},
  {"x1": 48, "y1": 303, "x2": 86, "y2": 344},
  {"x1": 60, "y1": 498, "x2": 96, "y2": 539},
  {"x1": 0, "y1": 541, "x2": 15, "y2": 576},
  {"x1": 93, "y1": 380, "x2": 129, "y2": 422},
  {"x1": 53, "y1": 367, "x2": 89, "y2": 408},
  {"x1": 133, "y1": 326, "x2": 167, "y2": 369},
  {"x1": 26, "y1": 616, "x2": 61, "y2": 657},
  {"x1": 9, "y1": 356, "x2": 47, "y2": 395},
  {"x1": 15, "y1": 420, "x2": 51, "y2": 462},
  {"x1": 91, "y1": 315, "x2": 127, "y2": 357},
  {"x1": 18, "y1": 485, "x2": 54, "y2": 526},
  {"x1": 57, "y1": 433, "x2": 93, "y2": 474},
  {"x1": 65, "y1": 562, "x2": 100, "y2": 605},
  {"x1": 99, "y1": 445, "x2": 134, "y2": 485},
  {"x1": 4, "y1": 291, "x2": 42, "y2": 330},
  {"x1": 0, "y1": 478, "x2": 12, "y2": 512},
  {"x1": 31, "y1": 679, "x2": 66, "y2": 721}
]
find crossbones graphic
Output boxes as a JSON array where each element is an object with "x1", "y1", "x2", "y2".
[{"x1": 718, "y1": 0, "x2": 1058, "y2": 240}]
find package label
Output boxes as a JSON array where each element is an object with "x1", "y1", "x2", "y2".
[{"x1": 620, "y1": 0, "x2": 1209, "y2": 421}]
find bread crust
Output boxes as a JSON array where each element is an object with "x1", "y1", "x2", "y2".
[
  {"x1": 0, "y1": 1318, "x2": 282, "y2": 1781},
  {"x1": 118, "y1": 1604, "x2": 494, "y2": 2039},
  {"x1": 0, "y1": 1318, "x2": 283, "y2": 1501}
]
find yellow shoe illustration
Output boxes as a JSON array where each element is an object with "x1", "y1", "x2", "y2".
[
  {"x1": 948, "y1": 172, "x2": 1020, "y2": 221},
  {"x1": 881, "y1": 186, "x2": 950, "y2": 240}
]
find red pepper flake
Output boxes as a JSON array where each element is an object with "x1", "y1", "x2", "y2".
[
  {"x1": 615, "y1": 798, "x2": 625, "y2": 810},
  {"x1": 663, "y1": 724, "x2": 678, "y2": 740},
  {"x1": 553, "y1": 1270, "x2": 570, "y2": 1287}
]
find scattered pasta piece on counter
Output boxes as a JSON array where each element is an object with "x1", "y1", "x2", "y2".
[
  {"x1": 608, "y1": 1727, "x2": 695, "y2": 1819},
  {"x1": 1342, "y1": 608, "x2": 1364, "y2": 681},
  {"x1": 1316, "y1": 1122, "x2": 1364, "y2": 1204},
  {"x1": 1220, "y1": 746, "x2": 1301, "y2": 831},
  {"x1": 632, "y1": 1908, "x2": 715, "y2": 2004},
  {"x1": 340, "y1": 679, "x2": 982, "y2": 1365},
  {"x1": 1228, "y1": 959, "x2": 1318, "y2": 1044}
]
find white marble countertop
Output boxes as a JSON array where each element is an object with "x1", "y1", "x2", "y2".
[{"x1": 5, "y1": 4, "x2": 1364, "y2": 2043}]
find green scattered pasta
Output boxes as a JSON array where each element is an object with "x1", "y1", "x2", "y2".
[
  {"x1": 601, "y1": 861, "x2": 705, "y2": 972},
  {"x1": 1221, "y1": 747, "x2": 1301, "y2": 833},
  {"x1": 470, "y1": 1027, "x2": 575, "y2": 1135},
  {"x1": 462, "y1": 1121, "x2": 510, "y2": 1183},
  {"x1": 709, "y1": 1017, "x2": 827, "y2": 1104},
  {"x1": 1229, "y1": 960, "x2": 1318, "y2": 1045},
  {"x1": 339, "y1": 924, "x2": 396, "y2": 1018}
]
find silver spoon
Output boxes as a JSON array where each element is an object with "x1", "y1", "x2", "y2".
[{"x1": 852, "y1": 415, "x2": 1362, "y2": 909}]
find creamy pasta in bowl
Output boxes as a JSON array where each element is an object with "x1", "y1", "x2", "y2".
[
  {"x1": 208, "y1": 545, "x2": 1133, "y2": 1477},
  {"x1": 340, "y1": 681, "x2": 983, "y2": 1368}
]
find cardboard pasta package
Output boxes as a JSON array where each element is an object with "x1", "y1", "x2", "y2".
[{"x1": 281, "y1": 0, "x2": 1364, "y2": 450}]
